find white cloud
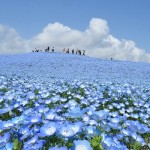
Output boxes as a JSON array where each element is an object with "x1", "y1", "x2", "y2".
[
  {"x1": 0, "y1": 18, "x2": 150, "y2": 62},
  {"x1": 0, "y1": 25, "x2": 29, "y2": 54}
]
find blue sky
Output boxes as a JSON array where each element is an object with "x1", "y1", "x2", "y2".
[{"x1": 0, "y1": 0, "x2": 150, "y2": 62}]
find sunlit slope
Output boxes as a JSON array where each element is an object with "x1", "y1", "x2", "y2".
[{"x1": 0, "y1": 52, "x2": 149, "y2": 85}]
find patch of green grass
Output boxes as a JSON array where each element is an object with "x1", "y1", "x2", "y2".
[
  {"x1": 90, "y1": 136, "x2": 103, "y2": 150},
  {"x1": 0, "y1": 87, "x2": 8, "y2": 93}
]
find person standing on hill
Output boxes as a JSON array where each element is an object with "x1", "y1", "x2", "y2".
[
  {"x1": 83, "y1": 50, "x2": 85, "y2": 55},
  {"x1": 52, "y1": 47, "x2": 54, "y2": 52},
  {"x1": 72, "y1": 49, "x2": 74, "y2": 54}
]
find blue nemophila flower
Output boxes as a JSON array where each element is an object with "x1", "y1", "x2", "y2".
[
  {"x1": 11, "y1": 115, "x2": 27, "y2": 124},
  {"x1": 38, "y1": 106, "x2": 49, "y2": 113},
  {"x1": 19, "y1": 125, "x2": 30, "y2": 135},
  {"x1": 48, "y1": 146, "x2": 68, "y2": 150},
  {"x1": 82, "y1": 114, "x2": 90, "y2": 123},
  {"x1": 0, "y1": 106, "x2": 14, "y2": 115},
  {"x1": 60, "y1": 98, "x2": 67, "y2": 102},
  {"x1": 51, "y1": 95, "x2": 61, "y2": 103},
  {"x1": 20, "y1": 99, "x2": 28, "y2": 106},
  {"x1": 93, "y1": 109, "x2": 109, "y2": 120},
  {"x1": 108, "y1": 122, "x2": 121, "y2": 130},
  {"x1": 127, "y1": 120, "x2": 150, "y2": 133},
  {"x1": 20, "y1": 132, "x2": 31, "y2": 141},
  {"x1": 88, "y1": 119, "x2": 98, "y2": 126},
  {"x1": 44, "y1": 111, "x2": 57, "y2": 120},
  {"x1": 0, "y1": 142, "x2": 14, "y2": 150},
  {"x1": 58, "y1": 124, "x2": 75, "y2": 138},
  {"x1": 5, "y1": 93, "x2": 14, "y2": 101},
  {"x1": 25, "y1": 135, "x2": 38, "y2": 145},
  {"x1": 67, "y1": 100, "x2": 78, "y2": 107},
  {"x1": 116, "y1": 134, "x2": 124, "y2": 140},
  {"x1": 39, "y1": 122, "x2": 57, "y2": 137},
  {"x1": 70, "y1": 122, "x2": 83, "y2": 134},
  {"x1": 64, "y1": 106, "x2": 85, "y2": 118},
  {"x1": 71, "y1": 140, "x2": 92, "y2": 150},
  {"x1": 85, "y1": 126, "x2": 101, "y2": 138},
  {"x1": 23, "y1": 108, "x2": 33, "y2": 115},
  {"x1": 28, "y1": 92, "x2": 36, "y2": 99},
  {"x1": 122, "y1": 129, "x2": 131, "y2": 136},
  {"x1": 0, "y1": 132, "x2": 10, "y2": 148},
  {"x1": 110, "y1": 117, "x2": 120, "y2": 124},
  {"x1": 0, "y1": 96, "x2": 4, "y2": 103},
  {"x1": 136, "y1": 135, "x2": 146, "y2": 145},
  {"x1": 13, "y1": 102, "x2": 21, "y2": 108},
  {"x1": 41, "y1": 92, "x2": 49, "y2": 99},
  {"x1": 102, "y1": 134, "x2": 127, "y2": 150},
  {"x1": 29, "y1": 115, "x2": 42, "y2": 124}
]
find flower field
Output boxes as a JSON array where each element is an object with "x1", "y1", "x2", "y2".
[{"x1": 0, "y1": 53, "x2": 150, "y2": 150}]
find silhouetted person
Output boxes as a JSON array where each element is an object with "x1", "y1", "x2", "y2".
[
  {"x1": 66, "y1": 48, "x2": 69, "y2": 53},
  {"x1": 52, "y1": 47, "x2": 54, "y2": 52},
  {"x1": 79, "y1": 50, "x2": 81, "y2": 55},
  {"x1": 35, "y1": 48, "x2": 39, "y2": 52},
  {"x1": 83, "y1": 50, "x2": 85, "y2": 55},
  {"x1": 45, "y1": 46, "x2": 50, "y2": 52},
  {"x1": 76, "y1": 49, "x2": 79, "y2": 54},
  {"x1": 47, "y1": 46, "x2": 50, "y2": 52},
  {"x1": 72, "y1": 49, "x2": 74, "y2": 54}
]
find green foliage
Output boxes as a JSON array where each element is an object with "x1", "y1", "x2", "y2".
[
  {"x1": 0, "y1": 108, "x2": 21, "y2": 121},
  {"x1": 42, "y1": 135, "x2": 73, "y2": 149},
  {"x1": 0, "y1": 87, "x2": 8, "y2": 93},
  {"x1": 28, "y1": 100, "x2": 34, "y2": 108},
  {"x1": 103, "y1": 91, "x2": 109, "y2": 99},
  {"x1": 60, "y1": 91, "x2": 68, "y2": 98},
  {"x1": 78, "y1": 87, "x2": 85, "y2": 97},
  {"x1": 130, "y1": 141, "x2": 143, "y2": 150},
  {"x1": 47, "y1": 102, "x2": 55, "y2": 109},
  {"x1": 90, "y1": 136, "x2": 103, "y2": 150},
  {"x1": 0, "y1": 112, "x2": 11, "y2": 121},
  {"x1": 12, "y1": 108, "x2": 22, "y2": 116},
  {"x1": 34, "y1": 89, "x2": 39, "y2": 95},
  {"x1": 13, "y1": 139, "x2": 22, "y2": 150}
]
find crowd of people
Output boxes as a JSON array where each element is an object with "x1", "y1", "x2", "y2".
[
  {"x1": 31, "y1": 47, "x2": 115, "y2": 60},
  {"x1": 32, "y1": 47, "x2": 55, "y2": 53},
  {"x1": 63, "y1": 48, "x2": 85, "y2": 55},
  {"x1": 32, "y1": 47, "x2": 86, "y2": 56}
]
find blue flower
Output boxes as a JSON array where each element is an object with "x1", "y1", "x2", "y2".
[
  {"x1": 58, "y1": 124, "x2": 75, "y2": 138},
  {"x1": 0, "y1": 142, "x2": 14, "y2": 150},
  {"x1": 1, "y1": 121, "x2": 14, "y2": 130},
  {"x1": 64, "y1": 107, "x2": 85, "y2": 118},
  {"x1": 29, "y1": 115, "x2": 42, "y2": 124},
  {"x1": 82, "y1": 114, "x2": 90, "y2": 123},
  {"x1": 70, "y1": 122, "x2": 83, "y2": 134},
  {"x1": 136, "y1": 135, "x2": 146, "y2": 145},
  {"x1": 71, "y1": 140, "x2": 92, "y2": 150},
  {"x1": 25, "y1": 135, "x2": 38, "y2": 145},
  {"x1": 44, "y1": 111, "x2": 57, "y2": 120},
  {"x1": 11, "y1": 115, "x2": 27, "y2": 124},
  {"x1": 93, "y1": 110, "x2": 109, "y2": 120},
  {"x1": 48, "y1": 146, "x2": 68, "y2": 150},
  {"x1": 39, "y1": 122, "x2": 57, "y2": 137},
  {"x1": 28, "y1": 92, "x2": 36, "y2": 99},
  {"x1": 0, "y1": 132, "x2": 10, "y2": 148},
  {"x1": 85, "y1": 126, "x2": 101, "y2": 138}
]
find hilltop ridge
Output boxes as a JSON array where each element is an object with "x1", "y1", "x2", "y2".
[{"x1": 0, "y1": 52, "x2": 149, "y2": 85}]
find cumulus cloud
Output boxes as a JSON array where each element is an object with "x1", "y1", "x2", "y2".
[
  {"x1": 0, "y1": 18, "x2": 150, "y2": 62},
  {"x1": 0, "y1": 25, "x2": 29, "y2": 54}
]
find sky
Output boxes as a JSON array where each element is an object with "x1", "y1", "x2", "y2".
[{"x1": 0, "y1": 0, "x2": 150, "y2": 62}]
